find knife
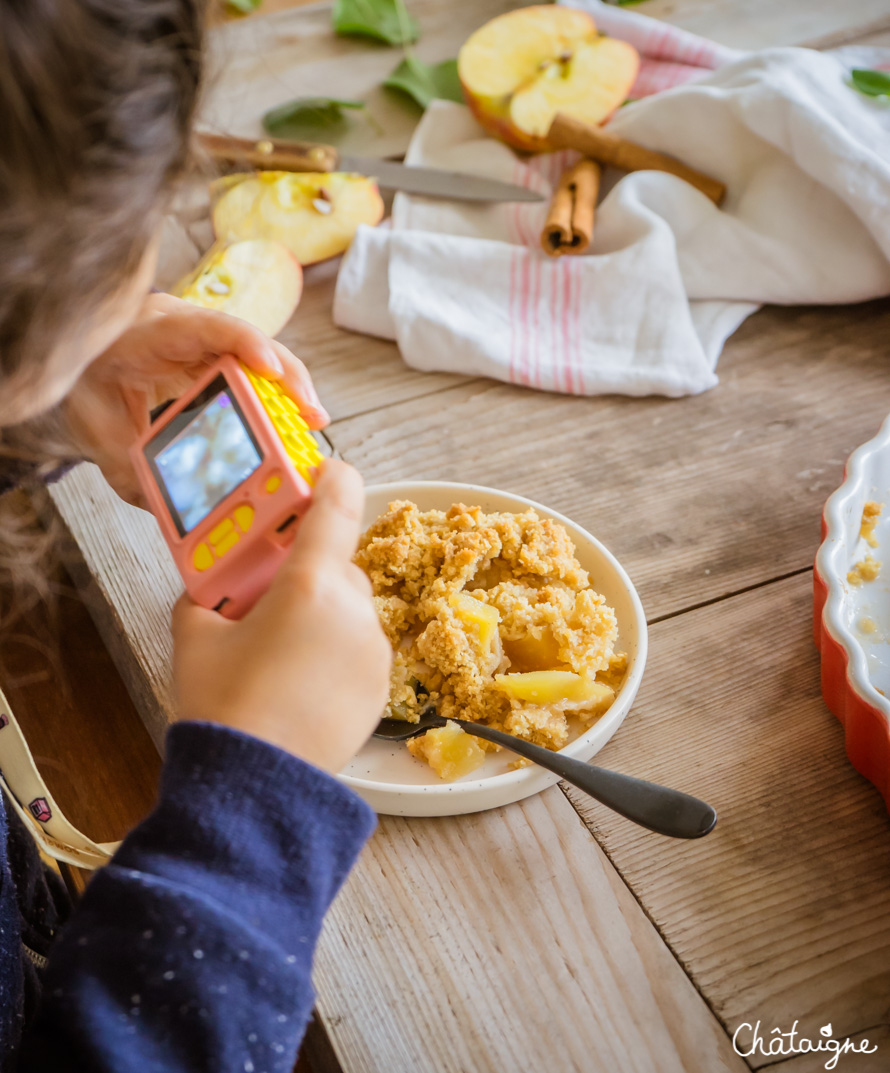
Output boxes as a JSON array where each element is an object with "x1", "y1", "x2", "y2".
[{"x1": 197, "y1": 132, "x2": 544, "y2": 204}]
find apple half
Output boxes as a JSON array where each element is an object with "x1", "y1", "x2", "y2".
[
  {"x1": 175, "y1": 239, "x2": 303, "y2": 337},
  {"x1": 458, "y1": 5, "x2": 639, "y2": 152},
  {"x1": 211, "y1": 171, "x2": 384, "y2": 266}
]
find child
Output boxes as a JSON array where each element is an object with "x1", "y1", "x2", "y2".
[{"x1": 0, "y1": 1, "x2": 392, "y2": 1069}]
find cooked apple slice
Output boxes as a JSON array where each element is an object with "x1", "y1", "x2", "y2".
[
  {"x1": 174, "y1": 239, "x2": 302, "y2": 337},
  {"x1": 450, "y1": 592, "x2": 500, "y2": 647},
  {"x1": 503, "y1": 629, "x2": 562, "y2": 672},
  {"x1": 494, "y1": 670, "x2": 614, "y2": 706},
  {"x1": 458, "y1": 5, "x2": 638, "y2": 152},
  {"x1": 212, "y1": 171, "x2": 384, "y2": 265},
  {"x1": 407, "y1": 720, "x2": 486, "y2": 781}
]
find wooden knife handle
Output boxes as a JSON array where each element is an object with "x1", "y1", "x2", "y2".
[
  {"x1": 196, "y1": 132, "x2": 339, "y2": 173},
  {"x1": 546, "y1": 113, "x2": 726, "y2": 206}
]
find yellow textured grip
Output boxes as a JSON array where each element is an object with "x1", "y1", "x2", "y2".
[{"x1": 243, "y1": 368, "x2": 323, "y2": 483}]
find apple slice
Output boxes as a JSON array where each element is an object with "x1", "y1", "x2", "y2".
[
  {"x1": 494, "y1": 670, "x2": 614, "y2": 707},
  {"x1": 407, "y1": 720, "x2": 486, "y2": 781},
  {"x1": 458, "y1": 5, "x2": 639, "y2": 152},
  {"x1": 212, "y1": 171, "x2": 384, "y2": 265},
  {"x1": 175, "y1": 239, "x2": 302, "y2": 337},
  {"x1": 449, "y1": 591, "x2": 500, "y2": 647}
]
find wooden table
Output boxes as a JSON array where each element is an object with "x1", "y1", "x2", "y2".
[{"x1": 23, "y1": 1, "x2": 890, "y2": 1070}]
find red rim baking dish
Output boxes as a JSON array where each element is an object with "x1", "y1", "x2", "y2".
[{"x1": 814, "y1": 414, "x2": 890, "y2": 812}]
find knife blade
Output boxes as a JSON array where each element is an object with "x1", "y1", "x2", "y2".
[
  {"x1": 339, "y1": 155, "x2": 543, "y2": 202},
  {"x1": 198, "y1": 132, "x2": 544, "y2": 204}
]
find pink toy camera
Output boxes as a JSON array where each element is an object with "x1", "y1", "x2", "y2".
[{"x1": 132, "y1": 355, "x2": 323, "y2": 619}]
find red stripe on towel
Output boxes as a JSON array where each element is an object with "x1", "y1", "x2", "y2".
[{"x1": 560, "y1": 257, "x2": 572, "y2": 395}]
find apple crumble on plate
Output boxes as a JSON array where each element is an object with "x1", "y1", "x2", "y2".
[{"x1": 355, "y1": 501, "x2": 626, "y2": 781}]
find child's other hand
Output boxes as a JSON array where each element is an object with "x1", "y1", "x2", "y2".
[
  {"x1": 64, "y1": 292, "x2": 329, "y2": 505},
  {"x1": 170, "y1": 460, "x2": 391, "y2": 774}
]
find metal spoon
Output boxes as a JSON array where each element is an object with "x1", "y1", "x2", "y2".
[{"x1": 375, "y1": 713, "x2": 717, "y2": 839}]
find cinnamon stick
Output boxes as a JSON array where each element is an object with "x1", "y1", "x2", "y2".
[
  {"x1": 541, "y1": 159, "x2": 601, "y2": 257},
  {"x1": 546, "y1": 113, "x2": 726, "y2": 206}
]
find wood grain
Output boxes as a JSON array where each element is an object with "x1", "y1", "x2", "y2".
[
  {"x1": 802, "y1": 17, "x2": 890, "y2": 51},
  {"x1": 315, "y1": 788, "x2": 747, "y2": 1073},
  {"x1": 0, "y1": 571, "x2": 160, "y2": 843},
  {"x1": 328, "y1": 299, "x2": 890, "y2": 621},
  {"x1": 563, "y1": 572, "x2": 890, "y2": 1065},
  {"x1": 636, "y1": 0, "x2": 890, "y2": 51},
  {"x1": 202, "y1": 0, "x2": 539, "y2": 161},
  {"x1": 45, "y1": 300, "x2": 890, "y2": 1066},
  {"x1": 45, "y1": 471, "x2": 180, "y2": 748},
  {"x1": 39, "y1": 2, "x2": 890, "y2": 1071},
  {"x1": 44, "y1": 479, "x2": 752, "y2": 1071}
]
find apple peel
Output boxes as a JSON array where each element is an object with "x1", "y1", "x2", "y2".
[
  {"x1": 175, "y1": 238, "x2": 303, "y2": 338},
  {"x1": 211, "y1": 170, "x2": 385, "y2": 265},
  {"x1": 458, "y1": 5, "x2": 639, "y2": 152}
]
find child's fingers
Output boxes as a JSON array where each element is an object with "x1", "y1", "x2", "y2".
[
  {"x1": 132, "y1": 299, "x2": 329, "y2": 427},
  {"x1": 288, "y1": 460, "x2": 365, "y2": 569},
  {"x1": 165, "y1": 308, "x2": 285, "y2": 377}
]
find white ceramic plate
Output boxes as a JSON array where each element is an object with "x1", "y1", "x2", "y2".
[{"x1": 337, "y1": 482, "x2": 648, "y2": 817}]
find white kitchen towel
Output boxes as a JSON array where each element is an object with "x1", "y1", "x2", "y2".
[{"x1": 333, "y1": 0, "x2": 890, "y2": 397}]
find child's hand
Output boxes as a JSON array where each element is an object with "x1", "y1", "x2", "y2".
[
  {"x1": 170, "y1": 460, "x2": 391, "y2": 774},
  {"x1": 64, "y1": 292, "x2": 329, "y2": 504}
]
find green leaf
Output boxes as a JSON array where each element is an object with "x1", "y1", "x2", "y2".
[
  {"x1": 263, "y1": 97, "x2": 365, "y2": 138},
  {"x1": 225, "y1": 0, "x2": 262, "y2": 13},
  {"x1": 851, "y1": 67, "x2": 890, "y2": 98},
  {"x1": 332, "y1": 0, "x2": 419, "y2": 46},
  {"x1": 383, "y1": 55, "x2": 463, "y2": 110}
]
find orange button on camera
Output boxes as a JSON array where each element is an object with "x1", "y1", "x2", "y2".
[{"x1": 265, "y1": 475, "x2": 281, "y2": 494}]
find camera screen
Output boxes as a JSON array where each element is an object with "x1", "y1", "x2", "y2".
[{"x1": 148, "y1": 380, "x2": 262, "y2": 535}]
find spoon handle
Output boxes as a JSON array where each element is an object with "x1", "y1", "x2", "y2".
[{"x1": 454, "y1": 720, "x2": 716, "y2": 839}]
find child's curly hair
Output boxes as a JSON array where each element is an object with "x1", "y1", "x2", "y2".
[
  {"x1": 0, "y1": 0, "x2": 206, "y2": 597},
  {"x1": 0, "y1": 0, "x2": 205, "y2": 427}
]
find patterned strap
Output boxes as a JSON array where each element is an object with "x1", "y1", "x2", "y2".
[{"x1": 0, "y1": 687, "x2": 120, "y2": 870}]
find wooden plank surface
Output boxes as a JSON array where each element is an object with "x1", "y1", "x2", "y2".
[
  {"x1": 48, "y1": 469, "x2": 180, "y2": 747},
  {"x1": 637, "y1": 0, "x2": 890, "y2": 51},
  {"x1": 45, "y1": 482, "x2": 753, "y2": 1072},
  {"x1": 222, "y1": 0, "x2": 890, "y2": 53},
  {"x1": 315, "y1": 787, "x2": 747, "y2": 1073},
  {"x1": 329, "y1": 300, "x2": 890, "y2": 621},
  {"x1": 563, "y1": 572, "x2": 890, "y2": 1066},
  {"x1": 46, "y1": 300, "x2": 890, "y2": 1071},
  {"x1": 0, "y1": 540, "x2": 160, "y2": 844},
  {"x1": 48, "y1": 299, "x2": 890, "y2": 737},
  {"x1": 202, "y1": 0, "x2": 539, "y2": 161},
  {"x1": 39, "y1": 1, "x2": 890, "y2": 1071}
]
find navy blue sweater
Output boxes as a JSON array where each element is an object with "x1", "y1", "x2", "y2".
[{"x1": 0, "y1": 722, "x2": 376, "y2": 1071}]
